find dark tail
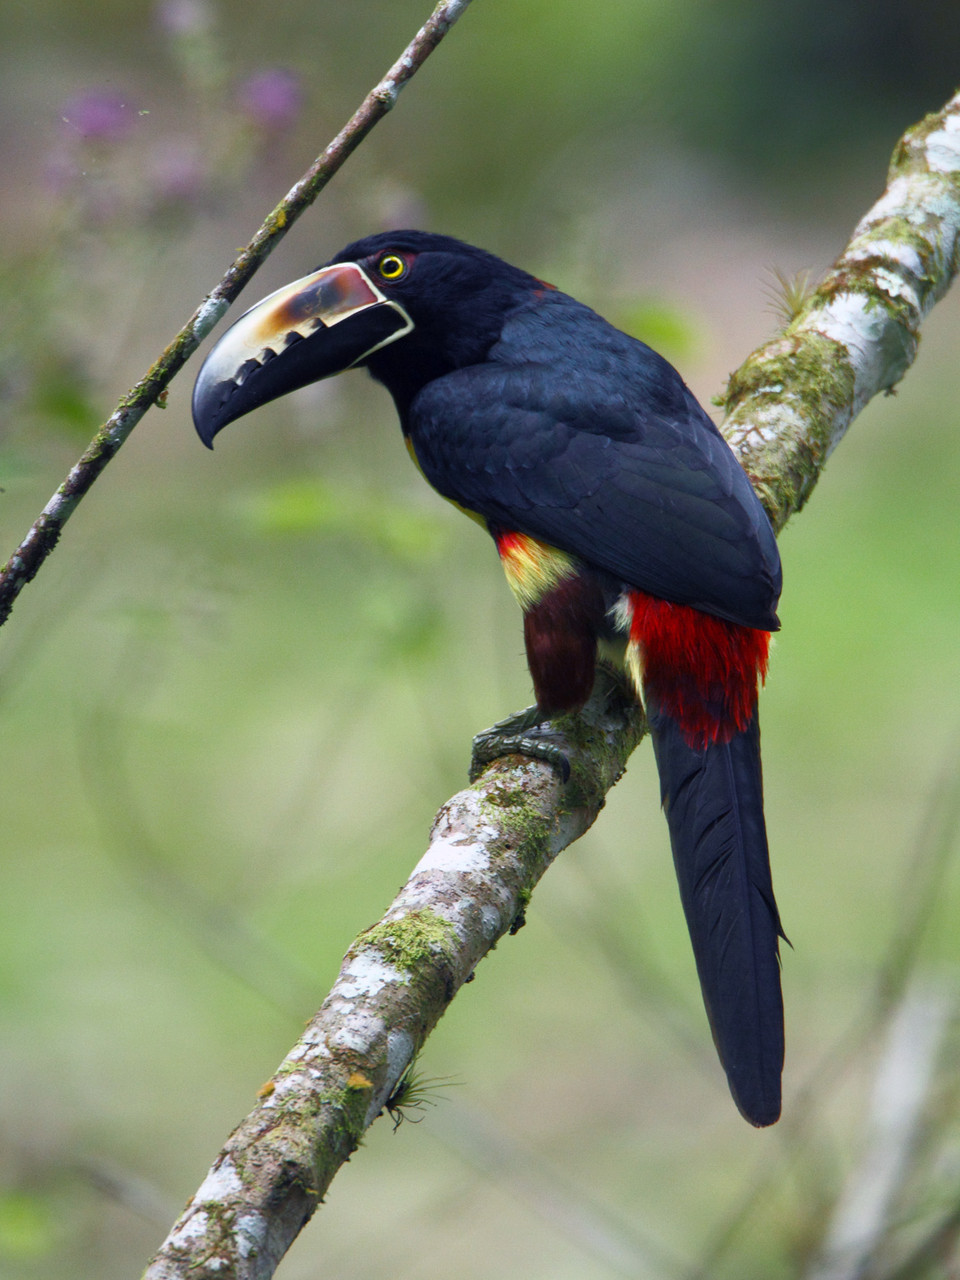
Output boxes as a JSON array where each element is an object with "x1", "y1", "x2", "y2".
[{"x1": 648, "y1": 703, "x2": 785, "y2": 1127}]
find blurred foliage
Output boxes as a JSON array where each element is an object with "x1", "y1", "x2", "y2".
[
  {"x1": 611, "y1": 299, "x2": 700, "y2": 365},
  {"x1": 0, "y1": 1190, "x2": 56, "y2": 1261},
  {"x1": 0, "y1": 2, "x2": 959, "y2": 1279},
  {"x1": 237, "y1": 477, "x2": 449, "y2": 562}
]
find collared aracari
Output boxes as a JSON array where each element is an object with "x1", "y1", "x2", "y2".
[{"x1": 192, "y1": 231, "x2": 786, "y2": 1127}]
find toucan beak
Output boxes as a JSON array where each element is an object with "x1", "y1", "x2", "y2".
[{"x1": 191, "y1": 262, "x2": 413, "y2": 447}]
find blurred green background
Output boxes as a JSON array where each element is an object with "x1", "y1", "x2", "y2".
[{"x1": 2, "y1": 1, "x2": 960, "y2": 1277}]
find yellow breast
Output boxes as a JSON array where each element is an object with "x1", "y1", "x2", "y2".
[{"x1": 495, "y1": 531, "x2": 577, "y2": 610}]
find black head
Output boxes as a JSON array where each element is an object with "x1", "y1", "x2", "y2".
[
  {"x1": 192, "y1": 231, "x2": 541, "y2": 445},
  {"x1": 325, "y1": 231, "x2": 540, "y2": 411}
]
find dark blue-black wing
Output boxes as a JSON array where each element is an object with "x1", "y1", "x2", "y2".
[{"x1": 408, "y1": 354, "x2": 781, "y2": 630}]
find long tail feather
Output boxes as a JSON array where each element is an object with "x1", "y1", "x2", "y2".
[{"x1": 648, "y1": 703, "x2": 785, "y2": 1127}]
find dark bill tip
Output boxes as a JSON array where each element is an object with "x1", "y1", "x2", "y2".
[
  {"x1": 192, "y1": 304, "x2": 409, "y2": 446},
  {"x1": 192, "y1": 257, "x2": 414, "y2": 448},
  {"x1": 191, "y1": 262, "x2": 413, "y2": 447}
]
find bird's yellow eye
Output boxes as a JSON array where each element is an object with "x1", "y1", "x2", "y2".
[{"x1": 377, "y1": 254, "x2": 407, "y2": 281}]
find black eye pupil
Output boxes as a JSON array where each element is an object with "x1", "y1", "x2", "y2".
[{"x1": 381, "y1": 256, "x2": 404, "y2": 278}]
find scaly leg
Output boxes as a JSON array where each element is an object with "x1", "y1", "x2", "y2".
[{"x1": 470, "y1": 704, "x2": 571, "y2": 783}]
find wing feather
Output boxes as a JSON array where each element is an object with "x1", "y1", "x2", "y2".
[{"x1": 408, "y1": 310, "x2": 781, "y2": 629}]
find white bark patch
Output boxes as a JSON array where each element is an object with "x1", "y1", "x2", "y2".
[
  {"x1": 846, "y1": 238, "x2": 924, "y2": 279},
  {"x1": 365, "y1": 1027, "x2": 417, "y2": 1125},
  {"x1": 859, "y1": 175, "x2": 916, "y2": 228},
  {"x1": 872, "y1": 264, "x2": 921, "y2": 309},
  {"x1": 413, "y1": 828, "x2": 497, "y2": 878},
  {"x1": 296, "y1": 1025, "x2": 333, "y2": 1054},
  {"x1": 809, "y1": 292, "x2": 912, "y2": 410},
  {"x1": 236, "y1": 1212, "x2": 269, "y2": 1260},
  {"x1": 263, "y1": 1072, "x2": 305, "y2": 1106},
  {"x1": 854, "y1": 172, "x2": 960, "y2": 280},
  {"x1": 168, "y1": 1210, "x2": 209, "y2": 1247},
  {"x1": 925, "y1": 115, "x2": 960, "y2": 172},
  {"x1": 281, "y1": 1029, "x2": 332, "y2": 1066},
  {"x1": 338, "y1": 952, "x2": 405, "y2": 999},
  {"x1": 195, "y1": 295, "x2": 230, "y2": 335},
  {"x1": 329, "y1": 1007, "x2": 387, "y2": 1053},
  {"x1": 733, "y1": 402, "x2": 808, "y2": 449},
  {"x1": 479, "y1": 904, "x2": 502, "y2": 938},
  {"x1": 195, "y1": 1160, "x2": 243, "y2": 1203}
]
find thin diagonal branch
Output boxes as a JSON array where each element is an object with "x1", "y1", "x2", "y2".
[
  {"x1": 0, "y1": 0, "x2": 474, "y2": 630},
  {"x1": 137, "y1": 87, "x2": 960, "y2": 1280},
  {"x1": 805, "y1": 981, "x2": 952, "y2": 1280}
]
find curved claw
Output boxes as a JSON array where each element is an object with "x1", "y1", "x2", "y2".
[{"x1": 470, "y1": 706, "x2": 571, "y2": 783}]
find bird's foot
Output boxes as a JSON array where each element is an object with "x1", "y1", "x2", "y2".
[{"x1": 470, "y1": 705, "x2": 571, "y2": 784}]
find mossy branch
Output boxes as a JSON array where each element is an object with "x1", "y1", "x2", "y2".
[
  {"x1": 721, "y1": 89, "x2": 960, "y2": 527},
  {"x1": 0, "y1": 0, "x2": 474, "y2": 631},
  {"x1": 142, "y1": 678, "x2": 644, "y2": 1279}
]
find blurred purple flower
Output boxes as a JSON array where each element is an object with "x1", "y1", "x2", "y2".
[
  {"x1": 61, "y1": 91, "x2": 137, "y2": 143},
  {"x1": 155, "y1": 0, "x2": 213, "y2": 35},
  {"x1": 237, "y1": 68, "x2": 302, "y2": 132},
  {"x1": 150, "y1": 138, "x2": 206, "y2": 203}
]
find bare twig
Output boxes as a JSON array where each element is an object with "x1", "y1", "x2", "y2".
[
  {"x1": 805, "y1": 982, "x2": 953, "y2": 1280},
  {"x1": 0, "y1": 0, "x2": 474, "y2": 630}
]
